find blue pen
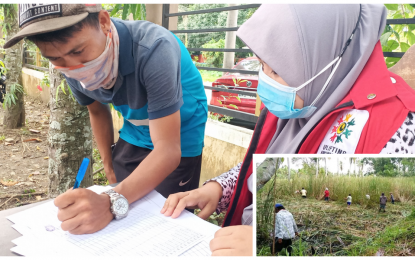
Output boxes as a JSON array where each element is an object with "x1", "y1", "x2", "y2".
[{"x1": 73, "y1": 158, "x2": 90, "y2": 189}]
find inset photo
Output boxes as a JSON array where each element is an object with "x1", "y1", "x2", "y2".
[{"x1": 256, "y1": 156, "x2": 415, "y2": 256}]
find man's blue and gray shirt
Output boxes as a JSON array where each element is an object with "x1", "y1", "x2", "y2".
[{"x1": 65, "y1": 18, "x2": 207, "y2": 157}]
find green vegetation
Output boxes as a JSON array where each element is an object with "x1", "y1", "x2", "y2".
[
  {"x1": 270, "y1": 175, "x2": 415, "y2": 207},
  {"x1": 257, "y1": 157, "x2": 415, "y2": 256},
  {"x1": 348, "y1": 208, "x2": 415, "y2": 255},
  {"x1": 257, "y1": 195, "x2": 415, "y2": 256},
  {"x1": 201, "y1": 39, "x2": 225, "y2": 68},
  {"x1": 92, "y1": 148, "x2": 108, "y2": 186},
  {"x1": 382, "y1": 4, "x2": 415, "y2": 67},
  {"x1": 199, "y1": 70, "x2": 222, "y2": 82},
  {"x1": 177, "y1": 4, "x2": 256, "y2": 53},
  {"x1": 2, "y1": 83, "x2": 24, "y2": 109}
]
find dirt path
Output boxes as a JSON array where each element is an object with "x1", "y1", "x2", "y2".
[{"x1": 0, "y1": 96, "x2": 51, "y2": 210}]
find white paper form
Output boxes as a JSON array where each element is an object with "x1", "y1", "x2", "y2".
[
  {"x1": 7, "y1": 186, "x2": 217, "y2": 256},
  {"x1": 139, "y1": 188, "x2": 221, "y2": 257}
]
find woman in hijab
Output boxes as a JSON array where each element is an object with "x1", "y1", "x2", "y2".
[{"x1": 162, "y1": 4, "x2": 415, "y2": 256}]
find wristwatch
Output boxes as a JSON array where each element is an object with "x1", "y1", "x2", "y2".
[{"x1": 102, "y1": 189, "x2": 129, "y2": 220}]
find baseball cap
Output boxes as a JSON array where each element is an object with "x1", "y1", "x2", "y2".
[
  {"x1": 4, "y1": 4, "x2": 102, "y2": 49},
  {"x1": 275, "y1": 203, "x2": 284, "y2": 208}
]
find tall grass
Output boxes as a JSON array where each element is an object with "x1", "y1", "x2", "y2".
[
  {"x1": 257, "y1": 174, "x2": 415, "y2": 256},
  {"x1": 266, "y1": 175, "x2": 415, "y2": 207}
]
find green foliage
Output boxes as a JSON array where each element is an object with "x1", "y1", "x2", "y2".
[
  {"x1": 102, "y1": 4, "x2": 146, "y2": 20},
  {"x1": 2, "y1": 83, "x2": 24, "y2": 109},
  {"x1": 363, "y1": 157, "x2": 415, "y2": 177},
  {"x1": 177, "y1": 4, "x2": 258, "y2": 61},
  {"x1": 263, "y1": 173, "x2": 415, "y2": 207},
  {"x1": 92, "y1": 148, "x2": 109, "y2": 186},
  {"x1": 347, "y1": 208, "x2": 415, "y2": 255},
  {"x1": 55, "y1": 79, "x2": 75, "y2": 103},
  {"x1": 41, "y1": 73, "x2": 50, "y2": 88},
  {"x1": 199, "y1": 70, "x2": 222, "y2": 82},
  {"x1": 0, "y1": 4, "x2": 17, "y2": 35},
  {"x1": 382, "y1": 4, "x2": 415, "y2": 68},
  {"x1": 201, "y1": 39, "x2": 225, "y2": 67},
  {"x1": 208, "y1": 111, "x2": 233, "y2": 122}
]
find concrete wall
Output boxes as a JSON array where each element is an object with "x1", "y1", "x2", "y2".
[
  {"x1": 389, "y1": 44, "x2": 415, "y2": 90},
  {"x1": 200, "y1": 119, "x2": 252, "y2": 185},
  {"x1": 21, "y1": 67, "x2": 50, "y2": 103}
]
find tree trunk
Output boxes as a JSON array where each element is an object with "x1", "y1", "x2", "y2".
[
  {"x1": 325, "y1": 157, "x2": 327, "y2": 177},
  {"x1": 337, "y1": 158, "x2": 339, "y2": 175},
  {"x1": 354, "y1": 160, "x2": 357, "y2": 177},
  {"x1": 287, "y1": 157, "x2": 291, "y2": 180},
  {"x1": 48, "y1": 64, "x2": 93, "y2": 198},
  {"x1": 222, "y1": 4, "x2": 238, "y2": 71},
  {"x1": 316, "y1": 159, "x2": 319, "y2": 177},
  {"x1": 2, "y1": 5, "x2": 25, "y2": 128}
]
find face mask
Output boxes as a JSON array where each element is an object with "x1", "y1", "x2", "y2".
[
  {"x1": 257, "y1": 4, "x2": 362, "y2": 120},
  {"x1": 54, "y1": 21, "x2": 120, "y2": 91},
  {"x1": 257, "y1": 56, "x2": 342, "y2": 119}
]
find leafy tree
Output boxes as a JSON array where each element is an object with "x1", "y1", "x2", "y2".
[
  {"x1": 102, "y1": 4, "x2": 146, "y2": 20},
  {"x1": 176, "y1": 4, "x2": 258, "y2": 65},
  {"x1": 382, "y1": 4, "x2": 415, "y2": 67},
  {"x1": 0, "y1": 4, "x2": 25, "y2": 128},
  {"x1": 363, "y1": 158, "x2": 399, "y2": 177}
]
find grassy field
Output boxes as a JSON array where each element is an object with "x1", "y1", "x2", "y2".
[
  {"x1": 272, "y1": 175, "x2": 415, "y2": 206},
  {"x1": 257, "y1": 175, "x2": 415, "y2": 256},
  {"x1": 199, "y1": 70, "x2": 223, "y2": 82}
]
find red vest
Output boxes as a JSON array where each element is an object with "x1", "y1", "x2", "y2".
[{"x1": 222, "y1": 41, "x2": 415, "y2": 226}]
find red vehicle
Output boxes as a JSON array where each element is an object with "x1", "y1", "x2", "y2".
[{"x1": 210, "y1": 57, "x2": 260, "y2": 114}]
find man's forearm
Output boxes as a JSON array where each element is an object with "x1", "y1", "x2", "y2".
[
  {"x1": 113, "y1": 140, "x2": 181, "y2": 203},
  {"x1": 88, "y1": 103, "x2": 114, "y2": 171}
]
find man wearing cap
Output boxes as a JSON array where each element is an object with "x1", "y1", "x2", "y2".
[
  {"x1": 5, "y1": 4, "x2": 207, "y2": 234},
  {"x1": 273, "y1": 204, "x2": 299, "y2": 256}
]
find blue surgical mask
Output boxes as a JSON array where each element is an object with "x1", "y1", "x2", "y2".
[
  {"x1": 257, "y1": 55, "x2": 343, "y2": 119},
  {"x1": 256, "y1": 4, "x2": 362, "y2": 120}
]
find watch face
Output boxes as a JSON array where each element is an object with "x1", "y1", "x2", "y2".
[{"x1": 114, "y1": 198, "x2": 129, "y2": 215}]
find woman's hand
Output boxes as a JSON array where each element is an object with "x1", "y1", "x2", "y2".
[
  {"x1": 160, "y1": 181, "x2": 222, "y2": 219},
  {"x1": 210, "y1": 225, "x2": 253, "y2": 256}
]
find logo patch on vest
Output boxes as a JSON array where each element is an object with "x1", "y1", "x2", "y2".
[{"x1": 317, "y1": 109, "x2": 369, "y2": 154}]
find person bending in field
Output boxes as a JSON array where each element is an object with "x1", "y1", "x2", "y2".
[
  {"x1": 346, "y1": 194, "x2": 352, "y2": 207},
  {"x1": 273, "y1": 204, "x2": 299, "y2": 256},
  {"x1": 294, "y1": 189, "x2": 300, "y2": 195},
  {"x1": 379, "y1": 193, "x2": 387, "y2": 212},
  {"x1": 301, "y1": 188, "x2": 307, "y2": 199},
  {"x1": 390, "y1": 192, "x2": 395, "y2": 204},
  {"x1": 324, "y1": 188, "x2": 330, "y2": 202}
]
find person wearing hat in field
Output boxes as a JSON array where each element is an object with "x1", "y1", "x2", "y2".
[
  {"x1": 324, "y1": 188, "x2": 330, "y2": 202},
  {"x1": 390, "y1": 192, "x2": 395, "y2": 204},
  {"x1": 272, "y1": 203, "x2": 299, "y2": 256},
  {"x1": 379, "y1": 193, "x2": 387, "y2": 212},
  {"x1": 4, "y1": 4, "x2": 207, "y2": 235}
]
